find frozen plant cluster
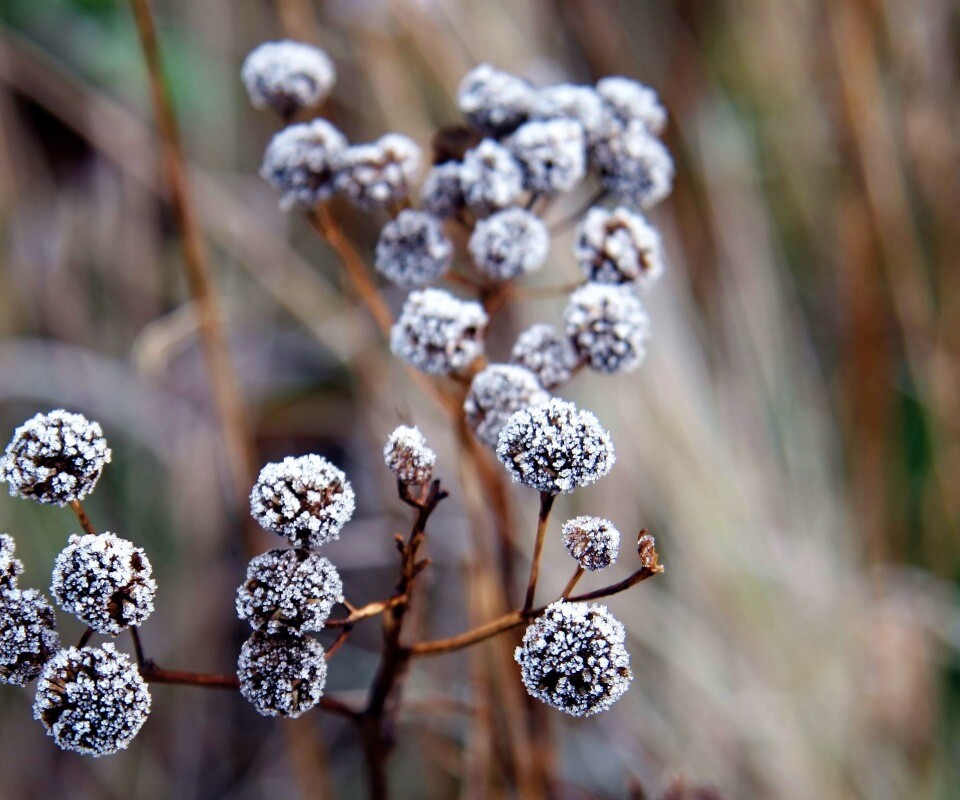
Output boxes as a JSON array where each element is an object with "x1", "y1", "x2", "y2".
[
  {"x1": 242, "y1": 40, "x2": 336, "y2": 117},
  {"x1": 464, "y1": 364, "x2": 549, "y2": 448},
  {"x1": 383, "y1": 425, "x2": 436, "y2": 486},
  {"x1": 238, "y1": 630, "x2": 328, "y2": 719},
  {"x1": 562, "y1": 516, "x2": 621, "y2": 571}
]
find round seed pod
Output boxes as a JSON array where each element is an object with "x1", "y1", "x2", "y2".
[
  {"x1": 0, "y1": 589, "x2": 59, "y2": 685},
  {"x1": 576, "y1": 206, "x2": 664, "y2": 288},
  {"x1": 261, "y1": 120, "x2": 348, "y2": 209},
  {"x1": 510, "y1": 324, "x2": 581, "y2": 390},
  {"x1": 565, "y1": 283, "x2": 651, "y2": 374},
  {"x1": 532, "y1": 84, "x2": 607, "y2": 147},
  {"x1": 457, "y1": 63, "x2": 534, "y2": 136},
  {"x1": 335, "y1": 133, "x2": 421, "y2": 210},
  {"x1": 506, "y1": 118, "x2": 587, "y2": 195},
  {"x1": 561, "y1": 516, "x2": 620, "y2": 571},
  {"x1": 593, "y1": 121, "x2": 674, "y2": 210},
  {"x1": 241, "y1": 40, "x2": 336, "y2": 117},
  {"x1": 468, "y1": 207, "x2": 550, "y2": 281},
  {"x1": 460, "y1": 139, "x2": 524, "y2": 218},
  {"x1": 596, "y1": 76, "x2": 667, "y2": 135},
  {"x1": 238, "y1": 630, "x2": 327, "y2": 718},
  {"x1": 375, "y1": 210, "x2": 452, "y2": 287},
  {"x1": 420, "y1": 162, "x2": 465, "y2": 219},
  {"x1": 464, "y1": 365, "x2": 550, "y2": 448},
  {"x1": 383, "y1": 426, "x2": 436, "y2": 486}
]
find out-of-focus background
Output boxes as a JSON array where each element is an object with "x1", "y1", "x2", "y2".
[{"x1": 0, "y1": 1, "x2": 958, "y2": 798}]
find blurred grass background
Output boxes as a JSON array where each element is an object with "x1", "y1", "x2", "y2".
[{"x1": 0, "y1": 0, "x2": 958, "y2": 798}]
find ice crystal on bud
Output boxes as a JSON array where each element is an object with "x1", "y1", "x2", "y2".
[
  {"x1": 34, "y1": 644, "x2": 151, "y2": 756},
  {"x1": 465, "y1": 365, "x2": 550, "y2": 448},
  {"x1": 0, "y1": 589, "x2": 59, "y2": 685},
  {"x1": 241, "y1": 40, "x2": 336, "y2": 117},
  {"x1": 250, "y1": 456, "x2": 355, "y2": 549},
  {"x1": 1, "y1": 410, "x2": 111, "y2": 506},
  {"x1": 562, "y1": 516, "x2": 620, "y2": 571},
  {"x1": 596, "y1": 76, "x2": 667, "y2": 135},
  {"x1": 510, "y1": 323, "x2": 580, "y2": 390},
  {"x1": 0, "y1": 533, "x2": 23, "y2": 592},
  {"x1": 507, "y1": 118, "x2": 587, "y2": 194},
  {"x1": 594, "y1": 121, "x2": 674, "y2": 210},
  {"x1": 420, "y1": 162, "x2": 465, "y2": 218},
  {"x1": 496, "y1": 397, "x2": 615, "y2": 494},
  {"x1": 261, "y1": 120, "x2": 348, "y2": 209},
  {"x1": 236, "y1": 549, "x2": 343, "y2": 634},
  {"x1": 469, "y1": 207, "x2": 550, "y2": 281},
  {"x1": 335, "y1": 133, "x2": 421, "y2": 210},
  {"x1": 390, "y1": 288, "x2": 488, "y2": 375},
  {"x1": 515, "y1": 600, "x2": 632, "y2": 717},
  {"x1": 383, "y1": 426, "x2": 435, "y2": 485},
  {"x1": 238, "y1": 630, "x2": 327, "y2": 718},
  {"x1": 576, "y1": 206, "x2": 664, "y2": 288},
  {"x1": 460, "y1": 139, "x2": 524, "y2": 217},
  {"x1": 457, "y1": 63, "x2": 534, "y2": 136},
  {"x1": 375, "y1": 210, "x2": 452, "y2": 287},
  {"x1": 532, "y1": 84, "x2": 607, "y2": 146},
  {"x1": 565, "y1": 283, "x2": 651, "y2": 374}
]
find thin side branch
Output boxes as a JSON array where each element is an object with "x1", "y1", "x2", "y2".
[
  {"x1": 68, "y1": 499, "x2": 97, "y2": 536},
  {"x1": 524, "y1": 492, "x2": 556, "y2": 611}
]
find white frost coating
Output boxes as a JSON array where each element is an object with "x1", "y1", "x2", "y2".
[
  {"x1": 496, "y1": 397, "x2": 615, "y2": 494},
  {"x1": 51, "y1": 532, "x2": 156, "y2": 635},
  {"x1": 261, "y1": 120, "x2": 348, "y2": 209},
  {"x1": 565, "y1": 283, "x2": 651, "y2": 374},
  {"x1": 383, "y1": 426, "x2": 436, "y2": 485},
  {"x1": 250, "y1": 455, "x2": 355, "y2": 549},
  {"x1": 510, "y1": 323, "x2": 580, "y2": 390},
  {"x1": 236, "y1": 549, "x2": 343, "y2": 634},
  {"x1": 457, "y1": 63, "x2": 535, "y2": 136},
  {"x1": 375, "y1": 210, "x2": 452, "y2": 287},
  {"x1": 34, "y1": 644, "x2": 151, "y2": 757},
  {"x1": 532, "y1": 84, "x2": 607, "y2": 146},
  {"x1": 506, "y1": 118, "x2": 587, "y2": 194},
  {"x1": 238, "y1": 630, "x2": 327, "y2": 718},
  {"x1": 420, "y1": 162, "x2": 464, "y2": 218},
  {"x1": 515, "y1": 600, "x2": 632, "y2": 717},
  {"x1": 390, "y1": 288, "x2": 488, "y2": 376},
  {"x1": 460, "y1": 139, "x2": 524, "y2": 217},
  {"x1": 596, "y1": 76, "x2": 667, "y2": 135},
  {"x1": 561, "y1": 516, "x2": 620, "y2": 571},
  {"x1": 576, "y1": 206, "x2": 664, "y2": 288},
  {"x1": 469, "y1": 207, "x2": 550, "y2": 281},
  {"x1": 0, "y1": 410, "x2": 111, "y2": 506},
  {"x1": 335, "y1": 133, "x2": 421, "y2": 210},
  {"x1": 593, "y1": 121, "x2": 674, "y2": 210},
  {"x1": 241, "y1": 40, "x2": 336, "y2": 116},
  {"x1": 0, "y1": 533, "x2": 23, "y2": 591},
  {"x1": 0, "y1": 588, "x2": 59, "y2": 685},
  {"x1": 464, "y1": 365, "x2": 550, "y2": 448}
]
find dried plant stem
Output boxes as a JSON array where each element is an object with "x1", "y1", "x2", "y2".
[
  {"x1": 325, "y1": 625, "x2": 353, "y2": 660},
  {"x1": 561, "y1": 566, "x2": 585, "y2": 599},
  {"x1": 524, "y1": 492, "x2": 556, "y2": 611},
  {"x1": 76, "y1": 627, "x2": 94, "y2": 648},
  {"x1": 327, "y1": 596, "x2": 406, "y2": 627},
  {"x1": 68, "y1": 499, "x2": 97, "y2": 536}
]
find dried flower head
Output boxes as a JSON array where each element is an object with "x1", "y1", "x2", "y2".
[
  {"x1": 510, "y1": 323, "x2": 581, "y2": 390},
  {"x1": 465, "y1": 365, "x2": 550, "y2": 448},
  {"x1": 34, "y1": 644, "x2": 151, "y2": 756},
  {"x1": 565, "y1": 283, "x2": 651, "y2": 374},
  {"x1": 532, "y1": 84, "x2": 607, "y2": 146},
  {"x1": 576, "y1": 206, "x2": 664, "y2": 287},
  {"x1": 261, "y1": 120, "x2": 348, "y2": 209},
  {"x1": 335, "y1": 133, "x2": 421, "y2": 210},
  {"x1": 51, "y1": 532, "x2": 156, "y2": 635},
  {"x1": 496, "y1": 397, "x2": 615, "y2": 494},
  {"x1": 236, "y1": 549, "x2": 343, "y2": 634},
  {"x1": 457, "y1": 63, "x2": 534, "y2": 136},
  {"x1": 596, "y1": 76, "x2": 667, "y2": 135},
  {"x1": 250, "y1": 455, "x2": 355, "y2": 549},
  {"x1": 420, "y1": 162, "x2": 465, "y2": 218},
  {"x1": 562, "y1": 516, "x2": 621, "y2": 571},
  {"x1": 238, "y1": 630, "x2": 327, "y2": 718},
  {"x1": 241, "y1": 40, "x2": 336, "y2": 117},
  {"x1": 0, "y1": 533, "x2": 23, "y2": 592},
  {"x1": 375, "y1": 210, "x2": 452, "y2": 287},
  {"x1": 0, "y1": 589, "x2": 59, "y2": 685},
  {"x1": 469, "y1": 207, "x2": 550, "y2": 281},
  {"x1": 507, "y1": 118, "x2": 587, "y2": 194},
  {"x1": 383, "y1": 425, "x2": 436, "y2": 485},
  {"x1": 460, "y1": 139, "x2": 524, "y2": 217},
  {"x1": 1, "y1": 410, "x2": 111, "y2": 507},
  {"x1": 390, "y1": 288, "x2": 488, "y2": 375},
  {"x1": 515, "y1": 600, "x2": 632, "y2": 717},
  {"x1": 594, "y1": 121, "x2": 674, "y2": 210}
]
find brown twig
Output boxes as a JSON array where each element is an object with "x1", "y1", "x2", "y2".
[
  {"x1": 325, "y1": 625, "x2": 354, "y2": 660},
  {"x1": 561, "y1": 566, "x2": 585, "y2": 599},
  {"x1": 68, "y1": 499, "x2": 97, "y2": 536},
  {"x1": 76, "y1": 627, "x2": 94, "y2": 649},
  {"x1": 326, "y1": 596, "x2": 406, "y2": 628},
  {"x1": 524, "y1": 492, "x2": 556, "y2": 611}
]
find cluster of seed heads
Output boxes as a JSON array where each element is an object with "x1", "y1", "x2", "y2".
[{"x1": 383, "y1": 426, "x2": 436, "y2": 486}]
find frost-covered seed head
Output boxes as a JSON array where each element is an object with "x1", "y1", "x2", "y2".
[
  {"x1": 0, "y1": 533, "x2": 23, "y2": 592},
  {"x1": 457, "y1": 64, "x2": 535, "y2": 136},
  {"x1": 375, "y1": 210, "x2": 452, "y2": 287},
  {"x1": 565, "y1": 283, "x2": 651, "y2": 374},
  {"x1": 335, "y1": 134, "x2": 421, "y2": 210},
  {"x1": 0, "y1": 589, "x2": 59, "y2": 685},
  {"x1": 507, "y1": 118, "x2": 587, "y2": 194},
  {"x1": 390, "y1": 289, "x2": 488, "y2": 376},
  {"x1": 238, "y1": 630, "x2": 327, "y2": 718},
  {"x1": 576, "y1": 206, "x2": 664, "y2": 287},
  {"x1": 496, "y1": 398, "x2": 615, "y2": 494},
  {"x1": 532, "y1": 84, "x2": 607, "y2": 146},
  {"x1": 236, "y1": 549, "x2": 343, "y2": 634},
  {"x1": 250, "y1": 455, "x2": 355, "y2": 549},
  {"x1": 460, "y1": 139, "x2": 524, "y2": 217},
  {"x1": 465, "y1": 365, "x2": 550, "y2": 448},
  {"x1": 0, "y1": 410, "x2": 111, "y2": 506},
  {"x1": 596, "y1": 76, "x2": 667, "y2": 135},
  {"x1": 510, "y1": 323, "x2": 581, "y2": 390},
  {"x1": 561, "y1": 516, "x2": 620, "y2": 571},
  {"x1": 241, "y1": 40, "x2": 336, "y2": 117},
  {"x1": 383, "y1": 426, "x2": 436, "y2": 485},
  {"x1": 593, "y1": 121, "x2": 674, "y2": 209},
  {"x1": 469, "y1": 207, "x2": 550, "y2": 281},
  {"x1": 51, "y1": 532, "x2": 156, "y2": 636},
  {"x1": 515, "y1": 600, "x2": 631, "y2": 717},
  {"x1": 420, "y1": 162, "x2": 465, "y2": 218},
  {"x1": 33, "y1": 644, "x2": 151, "y2": 756},
  {"x1": 261, "y1": 120, "x2": 348, "y2": 209}
]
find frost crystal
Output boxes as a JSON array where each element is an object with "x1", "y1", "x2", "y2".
[
  {"x1": 576, "y1": 206, "x2": 664, "y2": 288},
  {"x1": 596, "y1": 76, "x2": 667, "y2": 135},
  {"x1": 510, "y1": 323, "x2": 581, "y2": 390},
  {"x1": 250, "y1": 455, "x2": 355, "y2": 549},
  {"x1": 460, "y1": 139, "x2": 524, "y2": 217},
  {"x1": 390, "y1": 288, "x2": 488, "y2": 375},
  {"x1": 238, "y1": 630, "x2": 327, "y2": 718},
  {"x1": 383, "y1": 425, "x2": 436, "y2": 485},
  {"x1": 464, "y1": 365, "x2": 550, "y2": 448},
  {"x1": 532, "y1": 84, "x2": 607, "y2": 146},
  {"x1": 0, "y1": 589, "x2": 59, "y2": 685},
  {"x1": 236, "y1": 549, "x2": 343, "y2": 634},
  {"x1": 0, "y1": 533, "x2": 23, "y2": 592},
  {"x1": 496, "y1": 397, "x2": 615, "y2": 494},
  {"x1": 469, "y1": 207, "x2": 550, "y2": 281},
  {"x1": 375, "y1": 210, "x2": 452, "y2": 287},
  {"x1": 241, "y1": 40, "x2": 336, "y2": 117},
  {"x1": 335, "y1": 133, "x2": 421, "y2": 210},
  {"x1": 420, "y1": 161, "x2": 465, "y2": 219},
  {"x1": 457, "y1": 64, "x2": 534, "y2": 136},
  {"x1": 34, "y1": 644, "x2": 151, "y2": 756},
  {"x1": 0, "y1": 410, "x2": 111, "y2": 506},
  {"x1": 261, "y1": 120, "x2": 348, "y2": 209},
  {"x1": 561, "y1": 516, "x2": 620, "y2": 571},
  {"x1": 507, "y1": 118, "x2": 587, "y2": 194},
  {"x1": 515, "y1": 600, "x2": 632, "y2": 717},
  {"x1": 51, "y1": 532, "x2": 156, "y2": 635},
  {"x1": 565, "y1": 283, "x2": 651, "y2": 374},
  {"x1": 593, "y1": 121, "x2": 674, "y2": 209}
]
